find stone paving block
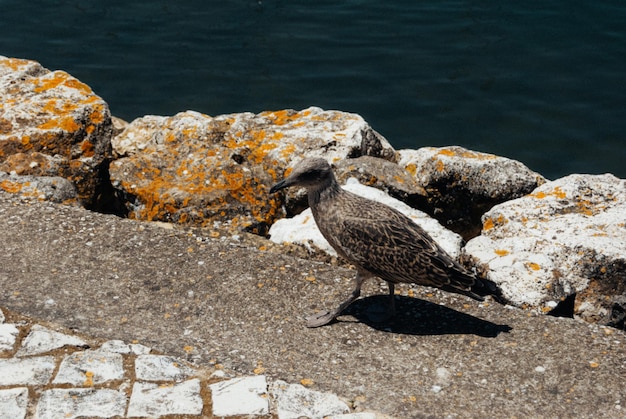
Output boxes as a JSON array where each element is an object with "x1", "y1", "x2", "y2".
[
  {"x1": 135, "y1": 354, "x2": 195, "y2": 382},
  {"x1": 100, "y1": 339, "x2": 151, "y2": 355},
  {"x1": 0, "y1": 356, "x2": 56, "y2": 386},
  {"x1": 127, "y1": 378, "x2": 203, "y2": 417},
  {"x1": 0, "y1": 323, "x2": 19, "y2": 352},
  {"x1": 209, "y1": 375, "x2": 269, "y2": 416},
  {"x1": 53, "y1": 350, "x2": 124, "y2": 385},
  {"x1": 34, "y1": 388, "x2": 126, "y2": 419},
  {"x1": 16, "y1": 324, "x2": 87, "y2": 356},
  {"x1": 270, "y1": 379, "x2": 350, "y2": 419},
  {"x1": 0, "y1": 388, "x2": 28, "y2": 419}
]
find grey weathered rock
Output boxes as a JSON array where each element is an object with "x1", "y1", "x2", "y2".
[
  {"x1": 398, "y1": 146, "x2": 546, "y2": 239},
  {"x1": 333, "y1": 156, "x2": 427, "y2": 211},
  {"x1": 465, "y1": 173, "x2": 626, "y2": 325},
  {"x1": 110, "y1": 107, "x2": 395, "y2": 231},
  {"x1": 0, "y1": 56, "x2": 113, "y2": 208},
  {"x1": 0, "y1": 172, "x2": 79, "y2": 205}
]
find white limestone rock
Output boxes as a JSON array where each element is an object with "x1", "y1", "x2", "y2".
[
  {"x1": 465, "y1": 173, "x2": 626, "y2": 320},
  {"x1": 100, "y1": 339, "x2": 151, "y2": 355},
  {"x1": 0, "y1": 388, "x2": 28, "y2": 419},
  {"x1": 209, "y1": 375, "x2": 269, "y2": 416},
  {"x1": 270, "y1": 177, "x2": 463, "y2": 259},
  {"x1": 16, "y1": 324, "x2": 87, "y2": 357},
  {"x1": 53, "y1": 350, "x2": 124, "y2": 385},
  {"x1": 127, "y1": 379, "x2": 203, "y2": 417},
  {"x1": 34, "y1": 388, "x2": 126, "y2": 419},
  {"x1": 0, "y1": 323, "x2": 19, "y2": 353},
  {"x1": 0, "y1": 357, "x2": 56, "y2": 386},
  {"x1": 134, "y1": 354, "x2": 195, "y2": 382},
  {"x1": 270, "y1": 379, "x2": 350, "y2": 419}
]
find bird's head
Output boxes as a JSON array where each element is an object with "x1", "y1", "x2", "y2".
[{"x1": 269, "y1": 157, "x2": 334, "y2": 193}]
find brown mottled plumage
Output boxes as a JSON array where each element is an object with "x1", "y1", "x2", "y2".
[{"x1": 270, "y1": 157, "x2": 504, "y2": 327}]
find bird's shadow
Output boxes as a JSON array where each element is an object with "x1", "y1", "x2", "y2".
[{"x1": 339, "y1": 295, "x2": 512, "y2": 338}]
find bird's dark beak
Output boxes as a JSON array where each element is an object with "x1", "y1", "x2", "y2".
[{"x1": 269, "y1": 179, "x2": 288, "y2": 194}]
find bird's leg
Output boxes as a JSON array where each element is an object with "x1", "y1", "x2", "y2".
[
  {"x1": 387, "y1": 282, "x2": 396, "y2": 318},
  {"x1": 306, "y1": 271, "x2": 368, "y2": 328}
]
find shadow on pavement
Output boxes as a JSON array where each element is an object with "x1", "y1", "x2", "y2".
[{"x1": 340, "y1": 295, "x2": 512, "y2": 337}]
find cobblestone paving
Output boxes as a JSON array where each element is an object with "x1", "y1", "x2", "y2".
[{"x1": 0, "y1": 307, "x2": 385, "y2": 419}]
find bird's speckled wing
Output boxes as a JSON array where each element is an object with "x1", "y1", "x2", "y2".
[{"x1": 327, "y1": 194, "x2": 475, "y2": 291}]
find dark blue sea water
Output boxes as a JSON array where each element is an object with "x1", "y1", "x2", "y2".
[{"x1": 2, "y1": 0, "x2": 625, "y2": 179}]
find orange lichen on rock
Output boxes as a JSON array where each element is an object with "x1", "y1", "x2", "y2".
[
  {"x1": 483, "y1": 214, "x2": 507, "y2": 231},
  {"x1": 527, "y1": 262, "x2": 541, "y2": 271},
  {"x1": 494, "y1": 249, "x2": 510, "y2": 256},
  {"x1": 437, "y1": 147, "x2": 497, "y2": 160},
  {"x1": 0, "y1": 180, "x2": 23, "y2": 193},
  {"x1": 531, "y1": 186, "x2": 566, "y2": 200},
  {"x1": 1, "y1": 57, "x2": 32, "y2": 71}
]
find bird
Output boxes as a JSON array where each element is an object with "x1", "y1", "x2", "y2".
[{"x1": 269, "y1": 157, "x2": 505, "y2": 327}]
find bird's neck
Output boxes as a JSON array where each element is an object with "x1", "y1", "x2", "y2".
[{"x1": 308, "y1": 176, "x2": 342, "y2": 208}]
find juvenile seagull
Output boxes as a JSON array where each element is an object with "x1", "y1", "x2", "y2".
[{"x1": 270, "y1": 157, "x2": 504, "y2": 327}]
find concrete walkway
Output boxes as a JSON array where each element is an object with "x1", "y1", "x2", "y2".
[
  {"x1": 1, "y1": 192, "x2": 626, "y2": 417},
  {"x1": 0, "y1": 307, "x2": 384, "y2": 418}
]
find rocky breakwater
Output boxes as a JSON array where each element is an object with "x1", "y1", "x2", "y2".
[
  {"x1": 109, "y1": 106, "x2": 395, "y2": 233},
  {"x1": 1, "y1": 56, "x2": 624, "y2": 331},
  {"x1": 0, "y1": 57, "x2": 113, "y2": 209}
]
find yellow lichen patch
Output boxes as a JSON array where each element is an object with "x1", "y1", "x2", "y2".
[
  {"x1": 32, "y1": 71, "x2": 71, "y2": 93},
  {"x1": 0, "y1": 180, "x2": 23, "y2": 193},
  {"x1": 83, "y1": 371, "x2": 94, "y2": 387},
  {"x1": 80, "y1": 140, "x2": 95, "y2": 157},
  {"x1": 37, "y1": 116, "x2": 80, "y2": 132},
  {"x1": 437, "y1": 148, "x2": 496, "y2": 160},
  {"x1": 1, "y1": 57, "x2": 32, "y2": 71},
  {"x1": 253, "y1": 361, "x2": 266, "y2": 375},
  {"x1": 576, "y1": 200, "x2": 595, "y2": 216},
  {"x1": 300, "y1": 378, "x2": 314, "y2": 387},
  {"x1": 89, "y1": 104, "x2": 106, "y2": 124},
  {"x1": 527, "y1": 262, "x2": 541, "y2": 271},
  {"x1": 532, "y1": 186, "x2": 566, "y2": 200},
  {"x1": 280, "y1": 143, "x2": 296, "y2": 158},
  {"x1": 435, "y1": 159, "x2": 445, "y2": 172},
  {"x1": 405, "y1": 163, "x2": 417, "y2": 176},
  {"x1": 63, "y1": 77, "x2": 93, "y2": 95},
  {"x1": 483, "y1": 214, "x2": 507, "y2": 231},
  {"x1": 494, "y1": 249, "x2": 510, "y2": 256}
]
